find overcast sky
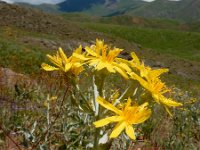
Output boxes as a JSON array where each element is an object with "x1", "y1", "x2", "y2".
[
  {"x1": 0, "y1": 0, "x2": 65, "y2": 4},
  {"x1": 0, "y1": 0, "x2": 180, "y2": 5}
]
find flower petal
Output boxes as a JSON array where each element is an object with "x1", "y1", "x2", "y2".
[
  {"x1": 138, "y1": 102, "x2": 149, "y2": 111},
  {"x1": 150, "y1": 69, "x2": 169, "y2": 78},
  {"x1": 96, "y1": 39, "x2": 104, "y2": 50},
  {"x1": 110, "y1": 121, "x2": 126, "y2": 138},
  {"x1": 165, "y1": 106, "x2": 173, "y2": 117},
  {"x1": 72, "y1": 53, "x2": 89, "y2": 61},
  {"x1": 107, "y1": 48, "x2": 122, "y2": 61},
  {"x1": 97, "y1": 96, "x2": 122, "y2": 115},
  {"x1": 106, "y1": 63, "x2": 115, "y2": 73},
  {"x1": 131, "y1": 52, "x2": 140, "y2": 64},
  {"x1": 132, "y1": 109, "x2": 151, "y2": 124},
  {"x1": 46, "y1": 54, "x2": 62, "y2": 68},
  {"x1": 118, "y1": 62, "x2": 132, "y2": 72},
  {"x1": 64, "y1": 63, "x2": 72, "y2": 72},
  {"x1": 158, "y1": 95, "x2": 183, "y2": 107},
  {"x1": 85, "y1": 46, "x2": 98, "y2": 57},
  {"x1": 152, "y1": 94, "x2": 161, "y2": 104},
  {"x1": 41, "y1": 63, "x2": 59, "y2": 71},
  {"x1": 58, "y1": 47, "x2": 68, "y2": 63},
  {"x1": 96, "y1": 62, "x2": 106, "y2": 71},
  {"x1": 74, "y1": 45, "x2": 83, "y2": 54},
  {"x1": 125, "y1": 97, "x2": 132, "y2": 109},
  {"x1": 114, "y1": 66, "x2": 129, "y2": 79},
  {"x1": 129, "y1": 72, "x2": 149, "y2": 89},
  {"x1": 93, "y1": 116, "x2": 123, "y2": 128},
  {"x1": 89, "y1": 59, "x2": 99, "y2": 66},
  {"x1": 125, "y1": 125, "x2": 136, "y2": 140}
]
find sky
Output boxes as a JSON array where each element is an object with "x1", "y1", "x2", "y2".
[
  {"x1": 0, "y1": 0, "x2": 65, "y2": 4},
  {"x1": 0, "y1": 0, "x2": 180, "y2": 5}
]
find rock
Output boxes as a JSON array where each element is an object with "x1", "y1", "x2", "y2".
[{"x1": 0, "y1": 68, "x2": 35, "y2": 90}]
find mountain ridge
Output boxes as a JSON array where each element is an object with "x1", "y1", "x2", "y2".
[
  {"x1": 14, "y1": 0, "x2": 200, "y2": 22},
  {"x1": 130, "y1": 0, "x2": 200, "y2": 22},
  {"x1": 33, "y1": 0, "x2": 200, "y2": 22}
]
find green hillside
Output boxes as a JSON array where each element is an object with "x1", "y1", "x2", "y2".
[
  {"x1": 81, "y1": 22, "x2": 200, "y2": 61},
  {"x1": 62, "y1": 13, "x2": 184, "y2": 31},
  {"x1": 83, "y1": 0, "x2": 146, "y2": 16},
  {"x1": 128, "y1": 0, "x2": 200, "y2": 22}
]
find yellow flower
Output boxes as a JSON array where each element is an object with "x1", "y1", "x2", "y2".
[
  {"x1": 44, "y1": 96, "x2": 57, "y2": 107},
  {"x1": 41, "y1": 47, "x2": 84, "y2": 76},
  {"x1": 129, "y1": 52, "x2": 169, "y2": 78},
  {"x1": 129, "y1": 71, "x2": 182, "y2": 115},
  {"x1": 93, "y1": 97, "x2": 151, "y2": 140},
  {"x1": 73, "y1": 39, "x2": 131, "y2": 79},
  {"x1": 127, "y1": 52, "x2": 182, "y2": 115}
]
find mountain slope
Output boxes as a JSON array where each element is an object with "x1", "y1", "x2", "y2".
[
  {"x1": 15, "y1": 2, "x2": 59, "y2": 13},
  {"x1": 15, "y1": 0, "x2": 147, "y2": 16},
  {"x1": 58, "y1": 0, "x2": 105, "y2": 12},
  {"x1": 91, "y1": 0, "x2": 146, "y2": 16},
  {"x1": 176, "y1": 0, "x2": 200, "y2": 22},
  {"x1": 16, "y1": 0, "x2": 200, "y2": 22},
  {"x1": 57, "y1": 0, "x2": 200, "y2": 21},
  {"x1": 128, "y1": 0, "x2": 200, "y2": 22},
  {"x1": 0, "y1": 1, "x2": 84, "y2": 36},
  {"x1": 57, "y1": 0, "x2": 147, "y2": 16}
]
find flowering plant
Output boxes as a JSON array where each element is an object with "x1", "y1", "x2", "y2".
[{"x1": 42, "y1": 39, "x2": 182, "y2": 149}]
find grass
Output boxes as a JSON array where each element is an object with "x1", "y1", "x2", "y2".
[
  {"x1": 0, "y1": 37, "x2": 46, "y2": 74},
  {"x1": 80, "y1": 22, "x2": 200, "y2": 61},
  {"x1": 0, "y1": 27, "x2": 62, "y2": 74},
  {"x1": 163, "y1": 74, "x2": 200, "y2": 97},
  {"x1": 62, "y1": 13, "x2": 182, "y2": 30}
]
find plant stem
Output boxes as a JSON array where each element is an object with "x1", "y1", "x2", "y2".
[
  {"x1": 94, "y1": 127, "x2": 100, "y2": 149},
  {"x1": 0, "y1": 124, "x2": 22, "y2": 150},
  {"x1": 45, "y1": 94, "x2": 50, "y2": 144},
  {"x1": 75, "y1": 84, "x2": 94, "y2": 114},
  {"x1": 31, "y1": 86, "x2": 69, "y2": 150},
  {"x1": 93, "y1": 72, "x2": 107, "y2": 149}
]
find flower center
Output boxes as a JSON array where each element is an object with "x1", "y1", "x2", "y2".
[
  {"x1": 150, "y1": 79, "x2": 164, "y2": 94},
  {"x1": 122, "y1": 107, "x2": 137, "y2": 124}
]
